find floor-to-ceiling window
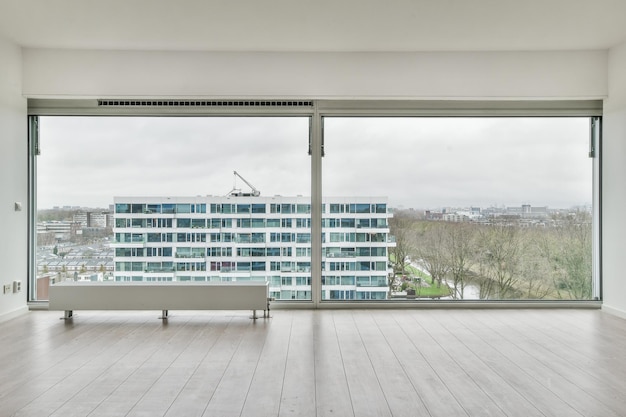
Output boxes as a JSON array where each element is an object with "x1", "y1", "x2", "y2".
[
  {"x1": 29, "y1": 100, "x2": 601, "y2": 304},
  {"x1": 31, "y1": 115, "x2": 311, "y2": 301},
  {"x1": 322, "y1": 117, "x2": 597, "y2": 301}
]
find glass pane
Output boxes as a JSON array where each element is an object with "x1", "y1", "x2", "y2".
[
  {"x1": 35, "y1": 117, "x2": 310, "y2": 301},
  {"x1": 323, "y1": 117, "x2": 593, "y2": 301}
]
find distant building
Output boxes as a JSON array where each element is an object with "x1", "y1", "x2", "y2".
[
  {"x1": 424, "y1": 210, "x2": 444, "y2": 221},
  {"x1": 112, "y1": 196, "x2": 395, "y2": 301},
  {"x1": 73, "y1": 212, "x2": 88, "y2": 226},
  {"x1": 508, "y1": 204, "x2": 549, "y2": 219},
  {"x1": 88, "y1": 212, "x2": 108, "y2": 228},
  {"x1": 442, "y1": 213, "x2": 468, "y2": 222},
  {"x1": 37, "y1": 220, "x2": 76, "y2": 243},
  {"x1": 527, "y1": 206, "x2": 548, "y2": 218},
  {"x1": 38, "y1": 221, "x2": 73, "y2": 234},
  {"x1": 73, "y1": 211, "x2": 112, "y2": 228}
]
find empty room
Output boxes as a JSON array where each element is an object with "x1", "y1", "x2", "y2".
[{"x1": 2, "y1": 1, "x2": 626, "y2": 416}]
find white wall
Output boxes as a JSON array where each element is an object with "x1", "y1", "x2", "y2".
[
  {"x1": 22, "y1": 49, "x2": 607, "y2": 100},
  {"x1": 0, "y1": 36, "x2": 28, "y2": 322},
  {"x1": 18, "y1": 47, "x2": 623, "y2": 316},
  {"x1": 602, "y1": 40, "x2": 626, "y2": 318}
]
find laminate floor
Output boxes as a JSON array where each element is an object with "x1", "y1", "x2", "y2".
[{"x1": 1, "y1": 308, "x2": 625, "y2": 417}]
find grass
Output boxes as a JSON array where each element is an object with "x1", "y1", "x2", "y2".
[{"x1": 395, "y1": 259, "x2": 451, "y2": 298}]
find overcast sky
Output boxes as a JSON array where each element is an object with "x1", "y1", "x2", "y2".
[{"x1": 37, "y1": 116, "x2": 592, "y2": 210}]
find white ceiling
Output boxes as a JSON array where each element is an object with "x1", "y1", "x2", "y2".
[{"x1": 1, "y1": 0, "x2": 625, "y2": 52}]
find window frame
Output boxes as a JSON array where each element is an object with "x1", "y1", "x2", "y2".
[{"x1": 27, "y1": 99, "x2": 603, "y2": 308}]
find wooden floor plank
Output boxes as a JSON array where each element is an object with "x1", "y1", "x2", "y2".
[
  {"x1": 0, "y1": 312, "x2": 123, "y2": 392},
  {"x1": 429, "y1": 310, "x2": 557, "y2": 417},
  {"x1": 162, "y1": 314, "x2": 247, "y2": 417},
  {"x1": 199, "y1": 316, "x2": 270, "y2": 417},
  {"x1": 6, "y1": 313, "x2": 147, "y2": 417},
  {"x1": 461, "y1": 310, "x2": 622, "y2": 417},
  {"x1": 277, "y1": 311, "x2": 316, "y2": 417},
  {"x1": 125, "y1": 315, "x2": 225, "y2": 417},
  {"x1": 454, "y1": 310, "x2": 586, "y2": 417},
  {"x1": 352, "y1": 311, "x2": 431, "y2": 417},
  {"x1": 1, "y1": 309, "x2": 626, "y2": 417},
  {"x1": 238, "y1": 312, "x2": 293, "y2": 417},
  {"x1": 515, "y1": 310, "x2": 626, "y2": 384},
  {"x1": 74, "y1": 313, "x2": 197, "y2": 417},
  {"x1": 373, "y1": 312, "x2": 470, "y2": 417},
  {"x1": 333, "y1": 310, "x2": 393, "y2": 417},
  {"x1": 480, "y1": 310, "x2": 626, "y2": 417},
  {"x1": 416, "y1": 310, "x2": 546, "y2": 417},
  {"x1": 313, "y1": 311, "x2": 355, "y2": 417},
  {"x1": 401, "y1": 311, "x2": 507, "y2": 417}
]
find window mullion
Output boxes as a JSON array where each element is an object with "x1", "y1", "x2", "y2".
[{"x1": 311, "y1": 108, "x2": 323, "y2": 307}]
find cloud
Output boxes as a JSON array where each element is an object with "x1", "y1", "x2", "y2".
[
  {"x1": 323, "y1": 117, "x2": 592, "y2": 209},
  {"x1": 37, "y1": 117, "x2": 311, "y2": 207},
  {"x1": 36, "y1": 116, "x2": 592, "y2": 210}
]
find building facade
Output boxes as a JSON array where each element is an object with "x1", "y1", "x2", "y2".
[
  {"x1": 73, "y1": 211, "x2": 112, "y2": 228},
  {"x1": 112, "y1": 196, "x2": 394, "y2": 300}
]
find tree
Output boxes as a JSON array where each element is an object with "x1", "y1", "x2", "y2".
[
  {"x1": 516, "y1": 230, "x2": 554, "y2": 299},
  {"x1": 388, "y1": 211, "x2": 415, "y2": 276},
  {"x1": 445, "y1": 223, "x2": 478, "y2": 300},
  {"x1": 476, "y1": 225, "x2": 521, "y2": 299},
  {"x1": 412, "y1": 221, "x2": 450, "y2": 289},
  {"x1": 543, "y1": 212, "x2": 593, "y2": 300}
]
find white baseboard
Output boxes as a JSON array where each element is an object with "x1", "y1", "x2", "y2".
[
  {"x1": 0, "y1": 305, "x2": 29, "y2": 324},
  {"x1": 602, "y1": 304, "x2": 626, "y2": 320}
]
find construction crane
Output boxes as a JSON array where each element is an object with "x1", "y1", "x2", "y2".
[{"x1": 228, "y1": 171, "x2": 261, "y2": 197}]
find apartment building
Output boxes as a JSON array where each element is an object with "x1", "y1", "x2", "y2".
[{"x1": 112, "y1": 196, "x2": 394, "y2": 300}]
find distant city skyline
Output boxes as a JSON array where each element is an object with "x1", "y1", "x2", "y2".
[
  {"x1": 40, "y1": 201, "x2": 592, "y2": 213},
  {"x1": 36, "y1": 116, "x2": 593, "y2": 210}
]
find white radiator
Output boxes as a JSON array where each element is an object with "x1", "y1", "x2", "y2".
[{"x1": 49, "y1": 281, "x2": 270, "y2": 319}]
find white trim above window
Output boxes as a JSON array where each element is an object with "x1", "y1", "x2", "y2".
[{"x1": 28, "y1": 99, "x2": 602, "y2": 117}]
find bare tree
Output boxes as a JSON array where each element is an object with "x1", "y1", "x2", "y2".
[
  {"x1": 388, "y1": 211, "x2": 415, "y2": 276},
  {"x1": 547, "y1": 212, "x2": 593, "y2": 300},
  {"x1": 516, "y1": 228, "x2": 555, "y2": 299},
  {"x1": 412, "y1": 221, "x2": 450, "y2": 289},
  {"x1": 476, "y1": 225, "x2": 521, "y2": 299},
  {"x1": 445, "y1": 223, "x2": 477, "y2": 300}
]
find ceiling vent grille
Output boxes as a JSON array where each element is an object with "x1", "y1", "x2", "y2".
[{"x1": 97, "y1": 99, "x2": 313, "y2": 108}]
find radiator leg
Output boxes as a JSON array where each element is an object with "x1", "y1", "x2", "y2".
[
  {"x1": 159, "y1": 310, "x2": 169, "y2": 320},
  {"x1": 62, "y1": 310, "x2": 73, "y2": 320},
  {"x1": 265, "y1": 297, "x2": 272, "y2": 319}
]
